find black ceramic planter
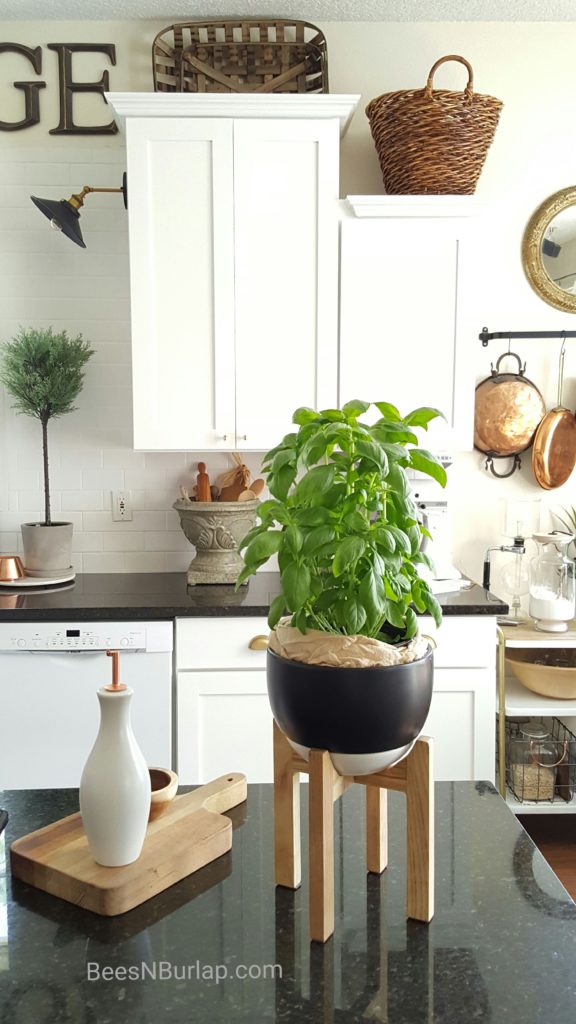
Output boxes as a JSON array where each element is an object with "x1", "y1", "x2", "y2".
[{"x1": 267, "y1": 646, "x2": 434, "y2": 756}]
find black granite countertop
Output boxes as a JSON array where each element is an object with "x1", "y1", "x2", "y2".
[
  {"x1": 0, "y1": 782, "x2": 573, "y2": 1023},
  {"x1": 0, "y1": 572, "x2": 507, "y2": 621}
]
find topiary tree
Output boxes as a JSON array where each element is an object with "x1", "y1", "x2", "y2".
[{"x1": 0, "y1": 327, "x2": 94, "y2": 526}]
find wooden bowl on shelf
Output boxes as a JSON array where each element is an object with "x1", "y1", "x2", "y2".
[
  {"x1": 506, "y1": 648, "x2": 576, "y2": 699},
  {"x1": 148, "y1": 767, "x2": 178, "y2": 820}
]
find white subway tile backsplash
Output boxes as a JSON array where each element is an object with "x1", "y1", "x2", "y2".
[
  {"x1": 72, "y1": 532, "x2": 104, "y2": 552},
  {"x1": 164, "y1": 552, "x2": 192, "y2": 573},
  {"x1": 61, "y1": 490, "x2": 104, "y2": 512},
  {"x1": 124, "y1": 552, "x2": 166, "y2": 573},
  {"x1": 103, "y1": 532, "x2": 145, "y2": 551},
  {"x1": 145, "y1": 531, "x2": 190, "y2": 551},
  {"x1": 0, "y1": 532, "x2": 18, "y2": 552},
  {"x1": 83, "y1": 552, "x2": 124, "y2": 573}
]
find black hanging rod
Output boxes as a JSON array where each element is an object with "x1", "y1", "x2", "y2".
[{"x1": 480, "y1": 327, "x2": 576, "y2": 347}]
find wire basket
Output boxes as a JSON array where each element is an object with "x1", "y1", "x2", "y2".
[
  {"x1": 365, "y1": 54, "x2": 503, "y2": 194},
  {"x1": 504, "y1": 717, "x2": 576, "y2": 804},
  {"x1": 153, "y1": 19, "x2": 328, "y2": 95}
]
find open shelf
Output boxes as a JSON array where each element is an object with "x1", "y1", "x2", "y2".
[
  {"x1": 501, "y1": 621, "x2": 576, "y2": 648},
  {"x1": 498, "y1": 675, "x2": 576, "y2": 716},
  {"x1": 505, "y1": 790, "x2": 576, "y2": 815}
]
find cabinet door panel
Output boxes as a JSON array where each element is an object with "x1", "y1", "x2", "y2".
[
  {"x1": 424, "y1": 668, "x2": 495, "y2": 781},
  {"x1": 233, "y1": 120, "x2": 339, "y2": 450},
  {"x1": 339, "y1": 218, "x2": 472, "y2": 449},
  {"x1": 177, "y1": 670, "x2": 272, "y2": 783},
  {"x1": 127, "y1": 118, "x2": 235, "y2": 449}
]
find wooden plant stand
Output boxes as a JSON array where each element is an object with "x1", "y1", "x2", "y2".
[{"x1": 273, "y1": 722, "x2": 434, "y2": 942}]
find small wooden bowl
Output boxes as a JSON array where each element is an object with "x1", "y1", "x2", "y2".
[{"x1": 148, "y1": 767, "x2": 178, "y2": 820}]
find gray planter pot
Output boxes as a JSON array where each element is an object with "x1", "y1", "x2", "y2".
[
  {"x1": 21, "y1": 522, "x2": 73, "y2": 576},
  {"x1": 173, "y1": 499, "x2": 259, "y2": 585}
]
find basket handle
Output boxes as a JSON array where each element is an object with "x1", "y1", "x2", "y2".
[
  {"x1": 529, "y1": 738, "x2": 568, "y2": 769},
  {"x1": 425, "y1": 54, "x2": 474, "y2": 101}
]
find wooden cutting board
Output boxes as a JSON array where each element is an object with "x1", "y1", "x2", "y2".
[{"x1": 10, "y1": 772, "x2": 247, "y2": 917}]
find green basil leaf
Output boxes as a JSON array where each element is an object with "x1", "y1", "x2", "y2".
[
  {"x1": 238, "y1": 523, "x2": 268, "y2": 553},
  {"x1": 302, "y1": 525, "x2": 336, "y2": 556},
  {"x1": 271, "y1": 448, "x2": 296, "y2": 473},
  {"x1": 269, "y1": 463, "x2": 297, "y2": 501},
  {"x1": 355, "y1": 439, "x2": 388, "y2": 475},
  {"x1": 342, "y1": 398, "x2": 370, "y2": 418},
  {"x1": 314, "y1": 587, "x2": 340, "y2": 611},
  {"x1": 294, "y1": 464, "x2": 335, "y2": 505},
  {"x1": 292, "y1": 406, "x2": 319, "y2": 425},
  {"x1": 293, "y1": 607, "x2": 309, "y2": 633},
  {"x1": 359, "y1": 568, "x2": 386, "y2": 624},
  {"x1": 344, "y1": 595, "x2": 367, "y2": 634},
  {"x1": 422, "y1": 588, "x2": 443, "y2": 628},
  {"x1": 282, "y1": 562, "x2": 311, "y2": 612},
  {"x1": 374, "y1": 527, "x2": 396, "y2": 553},
  {"x1": 386, "y1": 462, "x2": 409, "y2": 496},
  {"x1": 408, "y1": 448, "x2": 448, "y2": 487},
  {"x1": 404, "y1": 607, "x2": 418, "y2": 639},
  {"x1": 243, "y1": 530, "x2": 283, "y2": 566},
  {"x1": 387, "y1": 527, "x2": 411, "y2": 555},
  {"x1": 333, "y1": 536, "x2": 366, "y2": 577},
  {"x1": 295, "y1": 506, "x2": 332, "y2": 527},
  {"x1": 374, "y1": 401, "x2": 401, "y2": 421},
  {"x1": 284, "y1": 524, "x2": 303, "y2": 555},
  {"x1": 344, "y1": 510, "x2": 369, "y2": 533},
  {"x1": 404, "y1": 406, "x2": 445, "y2": 429},
  {"x1": 268, "y1": 594, "x2": 286, "y2": 629},
  {"x1": 385, "y1": 599, "x2": 405, "y2": 629}
]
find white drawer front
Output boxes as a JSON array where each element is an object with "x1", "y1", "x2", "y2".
[
  {"x1": 176, "y1": 617, "x2": 270, "y2": 670},
  {"x1": 422, "y1": 615, "x2": 496, "y2": 669},
  {"x1": 176, "y1": 615, "x2": 497, "y2": 670}
]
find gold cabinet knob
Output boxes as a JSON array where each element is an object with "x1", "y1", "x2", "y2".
[{"x1": 248, "y1": 634, "x2": 269, "y2": 651}]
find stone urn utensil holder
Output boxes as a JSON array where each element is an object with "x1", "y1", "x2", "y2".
[{"x1": 173, "y1": 498, "x2": 260, "y2": 585}]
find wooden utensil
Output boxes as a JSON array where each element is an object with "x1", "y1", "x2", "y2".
[
  {"x1": 196, "y1": 462, "x2": 212, "y2": 502},
  {"x1": 532, "y1": 344, "x2": 576, "y2": 489},
  {"x1": 10, "y1": 772, "x2": 247, "y2": 917}
]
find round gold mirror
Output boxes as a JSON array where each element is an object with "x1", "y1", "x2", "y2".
[{"x1": 522, "y1": 187, "x2": 576, "y2": 313}]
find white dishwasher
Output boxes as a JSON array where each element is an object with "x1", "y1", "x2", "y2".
[{"x1": 0, "y1": 620, "x2": 173, "y2": 789}]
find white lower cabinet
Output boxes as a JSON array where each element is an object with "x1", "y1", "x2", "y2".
[{"x1": 176, "y1": 615, "x2": 497, "y2": 784}]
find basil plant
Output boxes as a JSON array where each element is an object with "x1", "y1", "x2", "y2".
[{"x1": 238, "y1": 400, "x2": 447, "y2": 642}]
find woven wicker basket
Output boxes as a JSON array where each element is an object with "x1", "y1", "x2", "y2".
[
  {"x1": 366, "y1": 54, "x2": 503, "y2": 194},
  {"x1": 153, "y1": 19, "x2": 328, "y2": 94}
]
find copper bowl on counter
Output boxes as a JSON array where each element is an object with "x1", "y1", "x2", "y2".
[{"x1": 0, "y1": 556, "x2": 25, "y2": 582}]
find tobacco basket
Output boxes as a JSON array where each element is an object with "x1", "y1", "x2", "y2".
[{"x1": 153, "y1": 19, "x2": 328, "y2": 95}]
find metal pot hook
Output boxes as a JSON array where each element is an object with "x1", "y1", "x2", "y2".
[{"x1": 484, "y1": 454, "x2": 522, "y2": 478}]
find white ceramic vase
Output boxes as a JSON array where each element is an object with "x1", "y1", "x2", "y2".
[{"x1": 80, "y1": 686, "x2": 151, "y2": 866}]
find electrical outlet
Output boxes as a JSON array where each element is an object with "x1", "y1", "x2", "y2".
[{"x1": 111, "y1": 490, "x2": 133, "y2": 522}]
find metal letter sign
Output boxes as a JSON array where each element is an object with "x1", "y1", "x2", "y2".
[
  {"x1": 0, "y1": 43, "x2": 46, "y2": 130},
  {"x1": 0, "y1": 42, "x2": 117, "y2": 133}
]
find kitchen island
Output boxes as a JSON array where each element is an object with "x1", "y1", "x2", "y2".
[{"x1": 0, "y1": 782, "x2": 574, "y2": 1023}]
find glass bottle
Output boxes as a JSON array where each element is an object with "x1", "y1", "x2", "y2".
[{"x1": 529, "y1": 533, "x2": 575, "y2": 632}]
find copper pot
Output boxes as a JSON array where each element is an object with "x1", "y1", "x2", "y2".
[
  {"x1": 474, "y1": 352, "x2": 546, "y2": 475},
  {"x1": 532, "y1": 343, "x2": 576, "y2": 489}
]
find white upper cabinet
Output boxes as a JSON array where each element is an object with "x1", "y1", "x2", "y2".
[
  {"x1": 107, "y1": 94, "x2": 359, "y2": 451},
  {"x1": 339, "y1": 197, "x2": 482, "y2": 451}
]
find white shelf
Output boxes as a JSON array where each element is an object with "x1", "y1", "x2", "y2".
[
  {"x1": 505, "y1": 790, "x2": 576, "y2": 815},
  {"x1": 498, "y1": 675, "x2": 576, "y2": 716},
  {"x1": 500, "y1": 620, "x2": 576, "y2": 648}
]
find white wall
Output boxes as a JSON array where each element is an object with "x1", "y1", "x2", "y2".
[{"x1": 1, "y1": 20, "x2": 576, "y2": 587}]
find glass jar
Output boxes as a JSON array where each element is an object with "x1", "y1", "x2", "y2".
[{"x1": 529, "y1": 533, "x2": 575, "y2": 632}]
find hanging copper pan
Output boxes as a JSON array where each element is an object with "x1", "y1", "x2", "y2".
[
  {"x1": 474, "y1": 352, "x2": 546, "y2": 476},
  {"x1": 532, "y1": 344, "x2": 576, "y2": 489}
]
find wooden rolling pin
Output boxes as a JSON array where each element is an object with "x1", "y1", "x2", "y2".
[{"x1": 196, "y1": 462, "x2": 212, "y2": 502}]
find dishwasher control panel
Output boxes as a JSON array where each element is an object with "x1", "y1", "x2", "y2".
[{"x1": 2, "y1": 624, "x2": 147, "y2": 652}]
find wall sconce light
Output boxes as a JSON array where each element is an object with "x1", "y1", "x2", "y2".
[{"x1": 30, "y1": 172, "x2": 127, "y2": 249}]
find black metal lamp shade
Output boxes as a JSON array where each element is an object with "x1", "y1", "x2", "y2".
[
  {"x1": 30, "y1": 195, "x2": 85, "y2": 248},
  {"x1": 30, "y1": 175, "x2": 127, "y2": 249}
]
